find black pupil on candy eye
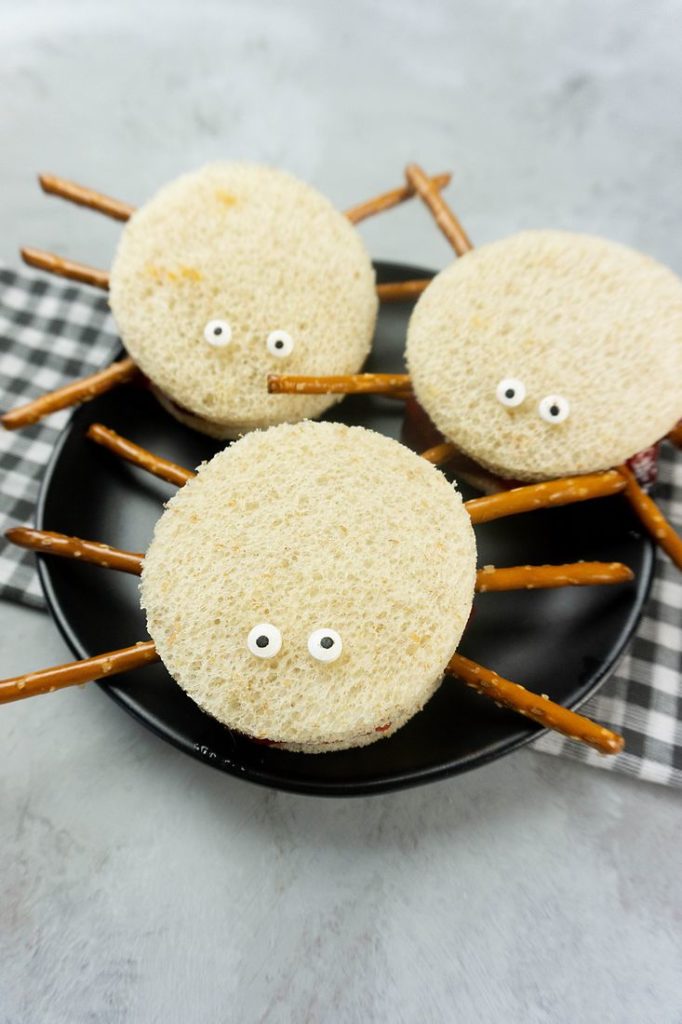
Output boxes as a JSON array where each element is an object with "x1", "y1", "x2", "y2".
[
  {"x1": 550, "y1": 404, "x2": 560, "y2": 417},
  {"x1": 320, "y1": 636, "x2": 334, "y2": 649},
  {"x1": 213, "y1": 326, "x2": 222, "y2": 336},
  {"x1": 256, "y1": 635, "x2": 269, "y2": 648},
  {"x1": 275, "y1": 340, "x2": 284, "y2": 349},
  {"x1": 505, "y1": 388, "x2": 515, "y2": 399}
]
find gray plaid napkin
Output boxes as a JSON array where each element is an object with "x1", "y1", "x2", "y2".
[
  {"x1": 532, "y1": 445, "x2": 682, "y2": 787},
  {"x1": 0, "y1": 263, "x2": 680, "y2": 786},
  {"x1": 0, "y1": 264, "x2": 119, "y2": 604}
]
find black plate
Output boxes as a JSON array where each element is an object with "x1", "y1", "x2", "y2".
[{"x1": 36, "y1": 261, "x2": 653, "y2": 796}]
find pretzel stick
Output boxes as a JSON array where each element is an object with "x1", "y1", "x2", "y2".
[
  {"x1": 475, "y1": 561, "x2": 633, "y2": 592},
  {"x1": 345, "y1": 171, "x2": 452, "y2": 224},
  {"x1": 420, "y1": 442, "x2": 458, "y2": 466},
  {"x1": 20, "y1": 247, "x2": 110, "y2": 289},
  {"x1": 376, "y1": 279, "x2": 431, "y2": 302},
  {"x1": 618, "y1": 464, "x2": 682, "y2": 570},
  {"x1": 446, "y1": 653, "x2": 624, "y2": 755},
  {"x1": 39, "y1": 173, "x2": 135, "y2": 221},
  {"x1": 1, "y1": 357, "x2": 138, "y2": 430},
  {"x1": 0, "y1": 641, "x2": 159, "y2": 705},
  {"x1": 405, "y1": 163, "x2": 473, "y2": 257},
  {"x1": 667, "y1": 422, "x2": 682, "y2": 449},
  {"x1": 6, "y1": 527, "x2": 143, "y2": 575},
  {"x1": 87, "y1": 423, "x2": 195, "y2": 485},
  {"x1": 268, "y1": 373, "x2": 412, "y2": 396},
  {"x1": 465, "y1": 470, "x2": 626, "y2": 525}
]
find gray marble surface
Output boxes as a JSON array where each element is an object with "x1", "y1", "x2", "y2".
[{"x1": 1, "y1": 1, "x2": 681, "y2": 1021}]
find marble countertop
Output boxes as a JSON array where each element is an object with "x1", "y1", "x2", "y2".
[{"x1": 1, "y1": 2, "x2": 681, "y2": 1021}]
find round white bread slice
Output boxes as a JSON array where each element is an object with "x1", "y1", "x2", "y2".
[
  {"x1": 407, "y1": 231, "x2": 682, "y2": 481},
  {"x1": 141, "y1": 421, "x2": 476, "y2": 752},
  {"x1": 109, "y1": 163, "x2": 378, "y2": 438}
]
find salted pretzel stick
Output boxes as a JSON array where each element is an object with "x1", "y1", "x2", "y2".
[
  {"x1": 376, "y1": 279, "x2": 431, "y2": 302},
  {"x1": 618, "y1": 465, "x2": 682, "y2": 570},
  {"x1": 39, "y1": 173, "x2": 135, "y2": 221},
  {"x1": 447, "y1": 653, "x2": 624, "y2": 755},
  {"x1": 465, "y1": 470, "x2": 626, "y2": 525},
  {"x1": 475, "y1": 561, "x2": 633, "y2": 592},
  {"x1": 345, "y1": 171, "x2": 452, "y2": 224},
  {"x1": 667, "y1": 422, "x2": 682, "y2": 449},
  {"x1": 87, "y1": 423, "x2": 195, "y2": 486},
  {"x1": 1, "y1": 356, "x2": 138, "y2": 431},
  {"x1": 420, "y1": 442, "x2": 458, "y2": 466},
  {"x1": 268, "y1": 373, "x2": 412, "y2": 397},
  {"x1": 20, "y1": 247, "x2": 110, "y2": 289},
  {"x1": 6, "y1": 527, "x2": 143, "y2": 575},
  {"x1": 405, "y1": 163, "x2": 473, "y2": 257},
  {"x1": 0, "y1": 641, "x2": 159, "y2": 706}
]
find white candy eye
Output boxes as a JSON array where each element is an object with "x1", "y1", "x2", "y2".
[
  {"x1": 247, "y1": 623, "x2": 282, "y2": 659},
  {"x1": 203, "y1": 319, "x2": 232, "y2": 347},
  {"x1": 538, "y1": 394, "x2": 570, "y2": 424},
  {"x1": 307, "y1": 628, "x2": 342, "y2": 663},
  {"x1": 266, "y1": 330, "x2": 294, "y2": 358},
  {"x1": 496, "y1": 378, "x2": 526, "y2": 407}
]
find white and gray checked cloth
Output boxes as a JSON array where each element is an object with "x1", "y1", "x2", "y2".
[{"x1": 1, "y1": 262, "x2": 680, "y2": 787}]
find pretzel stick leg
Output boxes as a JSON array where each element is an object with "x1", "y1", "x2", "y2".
[
  {"x1": 20, "y1": 247, "x2": 110, "y2": 289},
  {"x1": 405, "y1": 163, "x2": 473, "y2": 257},
  {"x1": 420, "y1": 442, "x2": 458, "y2": 466},
  {"x1": 6, "y1": 527, "x2": 143, "y2": 575},
  {"x1": 0, "y1": 641, "x2": 159, "y2": 705},
  {"x1": 619, "y1": 465, "x2": 682, "y2": 570},
  {"x1": 268, "y1": 373, "x2": 412, "y2": 397},
  {"x1": 1, "y1": 357, "x2": 138, "y2": 431},
  {"x1": 446, "y1": 653, "x2": 623, "y2": 754},
  {"x1": 87, "y1": 423, "x2": 195, "y2": 486},
  {"x1": 376, "y1": 280, "x2": 431, "y2": 303},
  {"x1": 39, "y1": 173, "x2": 135, "y2": 221},
  {"x1": 345, "y1": 171, "x2": 452, "y2": 224},
  {"x1": 465, "y1": 470, "x2": 627, "y2": 525},
  {"x1": 475, "y1": 562, "x2": 633, "y2": 592}
]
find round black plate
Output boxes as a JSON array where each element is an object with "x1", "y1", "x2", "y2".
[{"x1": 36, "y1": 261, "x2": 653, "y2": 796}]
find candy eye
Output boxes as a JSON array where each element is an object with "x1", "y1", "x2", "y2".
[
  {"x1": 495, "y1": 378, "x2": 526, "y2": 407},
  {"x1": 266, "y1": 330, "x2": 294, "y2": 358},
  {"x1": 307, "y1": 628, "x2": 342, "y2": 663},
  {"x1": 538, "y1": 394, "x2": 570, "y2": 424},
  {"x1": 203, "y1": 319, "x2": 232, "y2": 347},
  {"x1": 247, "y1": 623, "x2": 282, "y2": 659}
]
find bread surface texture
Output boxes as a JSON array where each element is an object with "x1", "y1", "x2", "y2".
[
  {"x1": 407, "y1": 230, "x2": 682, "y2": 480},
  {"x1": 141, "y1": 421, "x2": 476, "y2": 751},
  {"x1": 110, "y1": 163, "x2": 377, "y2": 437}
]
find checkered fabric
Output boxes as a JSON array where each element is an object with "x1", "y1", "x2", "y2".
[
  {"x1": 532, "y1": 442, "x2": 682, "y2": 787},
  {"x1": 0, "y1": 263, "x2": 680, "y2": 786},
  {"x1": 0, "y1": 263, "x2": 119, "y2": 605}
]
